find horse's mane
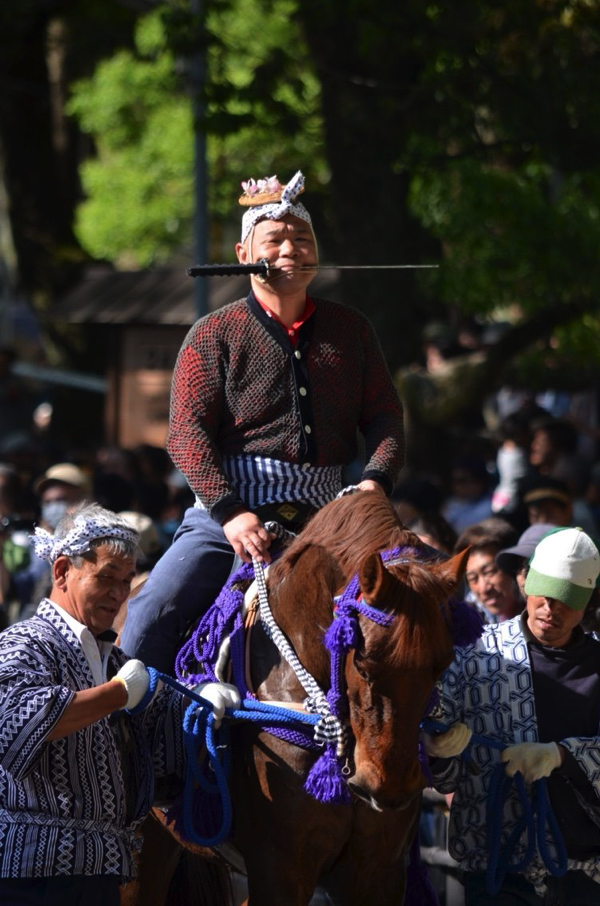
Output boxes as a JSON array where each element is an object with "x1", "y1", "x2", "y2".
[
  {"x1": 270, "y1": 492, "x2": 457, "y2": 672},
  {"x1": 271, "y1": 491, "x2": 423, "y2": 585}
]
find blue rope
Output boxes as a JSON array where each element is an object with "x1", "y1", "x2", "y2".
[
  {"x1": 129, "y1": 668, "x2": 324, "y2": 846},
  {"x1": 421, "y1": 718, "x2": 568, "y2": 893}
]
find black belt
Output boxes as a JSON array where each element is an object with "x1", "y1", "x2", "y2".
[{"x1": 253, "y1": 500, "x2": 317, "y2": 533}]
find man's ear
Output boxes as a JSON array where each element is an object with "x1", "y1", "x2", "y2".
[
  {"x1": 236, "y1": 241, "x2": 248, "y2": 264},
  {"x1": 53, "y1": 555, "x2": 71, "y2": 589}
]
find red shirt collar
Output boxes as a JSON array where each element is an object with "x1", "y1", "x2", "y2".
[{"x1": 255, "y1": 296, "x2": 316, "y2": 346}]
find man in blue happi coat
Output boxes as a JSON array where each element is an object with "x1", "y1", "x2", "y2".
[
  {"x1": 0, "y1": 502, "x2": 237, "y2": 906},
  {"x1": 423, "y1": 527, "x2": 600, "y2": 906}
]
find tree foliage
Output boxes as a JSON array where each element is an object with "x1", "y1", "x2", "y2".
[
  {"x1": 67, "y1": 1, "x2": 326, "y2": 268},
  {"x1": 404, "y1": 0, "x2": 600, "y2": 376},
  {"x1": 4, "y1": 0, "x2": 600, "y2": 394}
]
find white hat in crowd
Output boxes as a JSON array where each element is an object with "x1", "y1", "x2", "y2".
[{"x1": 524, "y1": 527, "x2": 600, "y2": 610}]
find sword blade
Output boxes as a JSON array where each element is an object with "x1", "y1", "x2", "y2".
[
  {"x1": 301, "y1": 264, "x2": 439, "y2": 270},
  {"x1": 187, "y1": 260, "x2": 438, "y2": 278}
]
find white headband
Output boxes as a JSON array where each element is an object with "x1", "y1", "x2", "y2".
[
  {"x1": 240, "y1": 170, "x2": 312, "y2": 243},
  {"x1": 33, "y1": 516, "x2": 139, "y2": 563}
]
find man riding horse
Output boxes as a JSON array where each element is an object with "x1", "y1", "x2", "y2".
[{"x1": 121, "y1": 170, "x2": 405, "y2": 679}]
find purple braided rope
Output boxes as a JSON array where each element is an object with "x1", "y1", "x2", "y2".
[
  {"x1": 324, "y1": 547, "x2": 417, "y2": 715},
  {"x1": 175, "y1": 561, "x2": 255, "y2": 684}
]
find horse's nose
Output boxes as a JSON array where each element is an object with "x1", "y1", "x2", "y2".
[
  {"x1": 347, "y1": 777, "x2": 422, "y2": 812},
  {"x1": 347, "y1": 765, "x2": 425, "y2": 811}
]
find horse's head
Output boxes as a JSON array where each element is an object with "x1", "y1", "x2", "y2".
[
  {"x1": 267, "y1": 493, "x2": 471, "y2": 811},
  {"x1": 344, "y1": 547, "x2": 469, "y2": 811}
]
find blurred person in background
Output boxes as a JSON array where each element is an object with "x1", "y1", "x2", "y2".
[
  {"x1": 529, "y1": 417, "x2": 587, "y2": 495},
  {"x1": 455, "y1": 517, "x2": 523, "y2": 623},
  {"x1": 496, "y1": 523, "x2": 556, "y2": 598},
  {"x1": 407, "y1": 512, "x2": 457, "y2": 556},
  {"x1": 33, "y1": 463, "x2": 91, "y2": 532},
  {"x1": 392, "y1": 476, "x2": 445, "y2": 527},
  {"x1": 12, "y1": 463, "x2": 91, "y2": 621},
  {"x1": 519, "y1": 475, "x2": 597, "y2": 536},
  {"x1": 443, "y1": 456, "x2": 494, "y2": 534},
  {"x1": 0, "y1": 463, "x2": 35, "y2": 628},
  {"x1": 491, "y1": 412, "x2": 534, "y2": 519}
]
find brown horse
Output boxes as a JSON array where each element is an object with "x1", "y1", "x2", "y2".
[
  {"x1": 219, "y1": 491, "x2": 469, "y2": 905},
  {"x1": 131, "y1": 491, "x2": 471, "y2": 905}
]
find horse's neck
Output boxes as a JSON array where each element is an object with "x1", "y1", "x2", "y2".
[
  {"x1": 247, "y1": 572, "x2": 334, "y2": 705},
  {"x1": 270, "y1": 580, "x2": 333, "y2": 677}
]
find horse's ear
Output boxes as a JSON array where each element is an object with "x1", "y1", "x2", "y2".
[
  {"x1": 429, "y1": 546, "x2": 471, "y2": 594},
  {"x1": 358, "y1": 552, "x2": 395, "y2": 603}
]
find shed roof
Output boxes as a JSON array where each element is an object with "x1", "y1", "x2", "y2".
[{"x1": 54, "y1": 266, "x2": 342, "y2": 326}]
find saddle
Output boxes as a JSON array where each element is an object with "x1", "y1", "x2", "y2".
[{"x1": 252, "y1": 500, "x2": 316, "y2": 533}]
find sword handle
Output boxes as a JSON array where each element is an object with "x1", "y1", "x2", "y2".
[{"x1": 187, "y1": 259, "x2": 269, "y2": 278}]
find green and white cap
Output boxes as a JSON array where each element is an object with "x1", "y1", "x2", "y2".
[{"x1": 524, "y1": 526, "x2": 600, "y2": 610}]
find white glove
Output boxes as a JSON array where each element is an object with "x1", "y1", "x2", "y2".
[
  {"x1": 112, "y1": 659, "x2": 150, "y2": 709},
  {"x1": 193, "y1": 682, "x2": 241, "y2": 728},
  {"x1": 421, "y1": 722, "x2": 472, "y2": 758},
  {"x1": 501, "y1": 742, "x2": 562, "y2": 784}
]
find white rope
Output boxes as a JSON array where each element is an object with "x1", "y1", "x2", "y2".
[{"x1": 252, "y1": 557, "x2": 344, "y2": 752}]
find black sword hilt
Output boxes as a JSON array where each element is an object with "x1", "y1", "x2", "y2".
[{"x1": 187, "y1": 259, "x2": 269, "y2": 278}]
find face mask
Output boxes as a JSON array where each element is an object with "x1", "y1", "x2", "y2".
[{"x1": 41, "y1": 500, "x2": 69, "y2": 531}]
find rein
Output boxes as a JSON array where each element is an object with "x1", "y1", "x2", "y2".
[
  {"x1": 136, "y1": 669, "x2": 324, "y2": 846},
  {"x1": 421, "y1": 718, "x2": 568, "y2": 895},
  {"x1": 253, "y1": 556, "x2": 346, "y2": 757}
]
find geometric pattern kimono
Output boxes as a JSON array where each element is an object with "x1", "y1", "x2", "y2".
[
  {"x1": 0, "y1": 600, "x2": 186, "y2": 881},
  {"x1": 431, "y1": 614, "x2": 600, "y2": 890}
]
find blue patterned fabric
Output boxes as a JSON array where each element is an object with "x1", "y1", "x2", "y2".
[
  {"x1": 0, "y1": 600, "x2": 186, "y2": 880},
  {"x1": 431, "y1": 614, "x2": 600, "y2": 891}
]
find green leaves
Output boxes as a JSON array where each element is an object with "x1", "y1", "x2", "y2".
[{"x1": 67, "y1": 1, "x2": 325, "y2": 268}]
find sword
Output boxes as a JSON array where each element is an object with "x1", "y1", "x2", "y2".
[{"x1": 187, "y1": 259, "x2": 438, "y2": 278}]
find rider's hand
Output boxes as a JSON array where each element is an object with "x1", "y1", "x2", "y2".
[
  {"x1": 501, "y1": 742, "x2": 562, "y2": 784},
  {"x1": 112, "y1": 659, "x2": 151, "y2": 709},
  {"x1": 193, "y1": 682, "x2": 242, "y2": 728},
  {"x1": 421, "y1": 722, "x2": 472, "y2": 758},
  {"x1": 357, "y1": 480, "x2": 385, "y2": 494},
  {"x1": 222, "y1": 509, "x2": 274, "y2": 563}
]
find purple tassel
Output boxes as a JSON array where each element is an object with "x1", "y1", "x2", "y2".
[
  {"x1": 304, "y1": 746, "x2": 351, "y2": 804},
  {"x1": 447, "y1": 596, "x2": 485, "y2": 648},
  {"x1": 324, "y1": 612, "x2": 358, "y2": 653},
  {"x1": 404, "y1": 832, "x2": 440, "y2": 906}
]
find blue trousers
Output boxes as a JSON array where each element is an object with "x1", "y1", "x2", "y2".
[
  {"x1": 0, "y1": 876, "x2": 121, "y2": 905},
  {"x1": 464, "y1": 870, "x2": 600, "y2": 906},
  {"x1": 120, "y1": 507, "x2": 235, "y2": 674}
]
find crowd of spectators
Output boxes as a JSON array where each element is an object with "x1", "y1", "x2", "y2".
[
  {"x1": 0, "y1": 442, "x2": 194, "y2": 629},
  {"x1": 2, "y1": 380, "x2": 600, "y2": 639}
]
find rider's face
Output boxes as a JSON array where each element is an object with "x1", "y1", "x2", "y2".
[{"x1": 236, "y1": 215, "x2": 318, "y2": 295}]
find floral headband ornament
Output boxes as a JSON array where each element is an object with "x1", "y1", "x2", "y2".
[
  {"x1": 239, "y1": 170, "x2": 312, "y2": 243},
  {"x1": 33, "y1": 516, "x2": 139, "y2": 563}
]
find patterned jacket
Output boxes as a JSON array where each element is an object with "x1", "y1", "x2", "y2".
[
  {"x1": 0, "y1": 601, "x2": 186, "y2": 880},
  {"x1": 167, "y1": 293, "x2": 404, "y2": 522},
  {"x1": 431, "y1": 614, "x2": 600, "y2": 889}
]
